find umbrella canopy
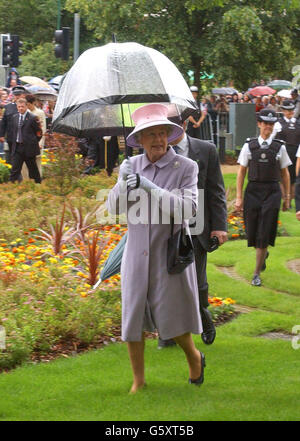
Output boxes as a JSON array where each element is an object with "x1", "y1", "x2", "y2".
[
  {"x1": 20, "y1": 76, "x2": 52, "y2": 89},
  {"x1": 52, "y1": 42, "x2": 198, "y2": 138},
  {"x1": 267, "y1": 80, "x2": 292, "y2": 90},
  {"x1": 248, "y1": 86, "x2": 276, "y2": 96},
  {"x1": 276, "y1": 89, "x2": 292, "y2": 98},
  {"x1": 212, "y1": 87, "x2": 238, "y2": 95},
  {"x1": 25, "y1": 85, "x2": 58, "y2": 101},
  {"x1": 93, "y1": 232, "x2": 127, "y2": 290}
]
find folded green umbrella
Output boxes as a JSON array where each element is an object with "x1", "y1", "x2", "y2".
[{"x1": 93, "y1": 232, "x2": 128, "y2": 289}]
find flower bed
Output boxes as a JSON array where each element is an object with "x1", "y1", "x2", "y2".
[{"x1": 227, "y1": 214, "x2": 288, "y2": 240}]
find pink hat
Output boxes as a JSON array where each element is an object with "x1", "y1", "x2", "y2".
[{"x1": 126, "y1": 103, "x2": 183, "y2": 147}]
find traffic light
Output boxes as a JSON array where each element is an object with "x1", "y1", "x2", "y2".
[
  {"x1": 11, "y1": 35, "x2": 23, "y2": 67},
  {"x1": 54, "y1": 27, "x2": 70, "y2": 61},
  {"x1": 1, "y1": 34, "x2": 13, "y2": 66}
]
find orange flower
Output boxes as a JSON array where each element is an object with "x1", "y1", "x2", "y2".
[
  {"x1": 231, "y1": 233, "x2": 240, "y2": 238},
  {"x1": 28, "y1": 238, "x2": 35, "y2": 243}
]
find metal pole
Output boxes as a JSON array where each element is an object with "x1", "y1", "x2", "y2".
[
  {"x1": 57, "y1": 0, "x2": 61, "y2": 29},
  {"x1": 74, "y1": 13, "x2": 80, "y2": 62}
]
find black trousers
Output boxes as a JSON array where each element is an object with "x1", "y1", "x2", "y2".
[
  {"x1": 192, "y1": 236, "x2": 209, "y2": 309},
  {"x1": 10, "y1": 144, "x2": 41, "y2": 183}
]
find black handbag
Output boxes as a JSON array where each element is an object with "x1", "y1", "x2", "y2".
[{"x1": 167, "y1": 217, "x2": 194, "y2": 274}]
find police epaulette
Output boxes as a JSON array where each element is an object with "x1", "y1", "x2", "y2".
[
  {"x1": 273, "y1": 138, "x2": 286, "y2": 144},
  {"x1": 246, "y1": 137, "x2": 256, "y2": 142}
]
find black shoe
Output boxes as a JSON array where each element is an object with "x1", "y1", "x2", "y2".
[
  {"x1": 251, "y1": 274, "x2": 262, "y2": 286},
  {"x1": 200, "y1": 307, "x2": 216, "y2": 345},
  {"x1": 157, "y1": 337, "x2": 176, "y2": 349},
  {"x1": 261, "y1": 251, "x2": 269, "y2": 272},
  {"x1": 189, "y1": 351, "x2": 206, "y2": 386}
]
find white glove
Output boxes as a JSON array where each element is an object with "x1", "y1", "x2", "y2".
[
  {"x1": 119, "y1": 159, "x2": 132, "y2": 181},
  {"x1": 127, "y1": 174, "x2": 164, "y2": 195}
]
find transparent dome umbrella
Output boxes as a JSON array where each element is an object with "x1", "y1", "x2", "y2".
[
  {"x1": 93, "y1": 232, "x2": 128, "y2": 290},
  {"x1": 212, "y1": 87, "x2": 238, "y2": 95},
  {"x1": 51, "y1": 42, "x2": 198, "y2": 142},
  {"x1": 267, "y1": 80, "x2": 292, "y2": 91}
]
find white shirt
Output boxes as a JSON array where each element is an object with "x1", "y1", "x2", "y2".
[
  {"x1": 237, "y1": 135, "x2": 292, "y2": 169},
  {"x1": 174, "y1": 133, "x2": 189, "y2": 157}
]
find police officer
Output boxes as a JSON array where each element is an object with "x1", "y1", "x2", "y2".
[
  {"x1": 186, "y1": 86, "x2": 206, "y2": 139},
  {"x1": 272, "y1": 99, "x2": 300, "y2": 207},
  {"x1": 291, "y1": 89, "x2": 300, "y2": 119},
  {"x1": 235, "y1": 109, "x2": 292, "y2": 286},
  {"x1": 0, "y1": 85, "x2": 27, "y2": 164}
]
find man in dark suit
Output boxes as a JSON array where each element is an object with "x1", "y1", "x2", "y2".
[
  {"x1": 0, "y1": 86, "x2": 27, "y2": 164},
  {"x1": 9, "y1": 98, "x2": 42, "y2": 183},
  {"x1": 159, "y1": 120, "x2": 228, "y2": 348}
]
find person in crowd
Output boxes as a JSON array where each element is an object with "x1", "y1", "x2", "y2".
[
  {"x1": 107, "y1": 103, "x2": 205, "y2": 393},
  {"x1": 9, "y1": 98, "x2": 42, "y2": 184},
  {"x1": 21, "y1": 94, "x2": 47, "y2": 179},
  {"x1": 272, "y1": 100, "x2": 300, "y2": 207},
  {"x1": 0, "y1": 85, "x2": 27, "y2": 164},
  {"x1": 83, "y1": 135, "x2": 119, "y2": 176},
  {"x1": 295, "y1": 148, "x2": 300, "y2": 220},
  {"x1": 158, "y1": 118, "x2": 227, "y2": 349},
  {"x1": 215, "y1": 95, "x2": 229, "y2": 113},
  {"x1": 242, "y1": 93, "x2": 252, "y2": 103},
  {"x1": 235, "y1": 109, "x2": 291, "y2": 287},
  {"x1": 186, "y1": 85, "x2": 207, "y2": 139},
  {"x1": 254, "y1": 96, "x2": 264, "y2": 112},
  {"x1": 291, "y1": 89, "x2": 300, "y2": 119},
  {"x1": 262, "y1": 96, "x2": 270, "y2": 108},
  {"x1": 230, "y1": 93, "x2": 240, "y2": 103},
  {"x1": 266, "y1": 96, "x2": 279, "y2": 112},
  {"x1": 6, "y1": 68, "x2": 21, "y2": 88}
]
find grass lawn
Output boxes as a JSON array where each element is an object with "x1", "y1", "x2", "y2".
[{"x1": 0, "y1": 171, "x2": 299, "y2": 421}]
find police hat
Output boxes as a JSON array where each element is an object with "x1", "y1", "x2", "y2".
[
  {"x1": 257, "y1": 108, "x2": 278, "y2": 123},
  {"x1": 190, "y1": 85, "x2": 198, "y2": 92},
  {"x1": 12, "y1": 85, "x2": 26, "y2": 95},
  {"x1": 281, "y1": 99, "x2": 295, "y2": 110}
]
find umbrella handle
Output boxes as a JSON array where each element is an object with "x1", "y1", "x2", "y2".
[{"x1": 92, "y1": 278, "x2": 102, "y2": 290}]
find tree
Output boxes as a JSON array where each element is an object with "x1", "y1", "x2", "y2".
[{"x1": 65, "y1": 0, "x2": 300, "y2": 90}]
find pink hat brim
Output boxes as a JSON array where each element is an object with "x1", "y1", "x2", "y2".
[{"x1": 126, "y1": 120, "x2": 183, "y2": 148}]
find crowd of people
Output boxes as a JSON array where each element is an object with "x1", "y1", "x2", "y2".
[{"x1": 0, "y1": 82, "x2": 120, "y2": 179}]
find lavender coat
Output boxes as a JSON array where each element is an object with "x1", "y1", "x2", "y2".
[{"x1": 107, "y1": 147, "x2": 202, "y2": 342}]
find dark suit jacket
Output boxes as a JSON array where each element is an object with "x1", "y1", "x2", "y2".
[
  {"x1": 11, "y1": 111, "x2": 42, "y2": 157},
  {"x1": 0, "y1": 102, "x2": 18, "y2": 143},
  {"x1": 187, "y1": 135, "x2": 227, "y2": 250}
]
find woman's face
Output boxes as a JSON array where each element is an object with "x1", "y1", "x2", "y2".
[
  {"x1": 140, "y1": 125, "x2": 169, "y2": 163},
  {"x1": 258, "y1": 121, "x2": 275, "y2": 139}
]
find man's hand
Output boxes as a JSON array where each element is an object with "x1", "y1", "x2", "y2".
[
  {"x1": 210, "y1": 231, "x2": 228, "y2": 246},
  {"x1": 0, "y1": 137, "x2": 5, "y2": 143},
  {"x1": 235, "y1": 197, "x2": 243, "y2": 212}
]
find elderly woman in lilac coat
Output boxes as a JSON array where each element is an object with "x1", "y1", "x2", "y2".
[{"x1": 107, "y1": 104, "x2": 205, "y2": 393}]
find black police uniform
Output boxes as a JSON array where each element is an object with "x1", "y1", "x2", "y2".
[
  {"x1": 277, "y1": 117, "x2": 300, "y2": 183},
  {"x1": 243, "y1": 138, "x2": 283, "y2": 248}
]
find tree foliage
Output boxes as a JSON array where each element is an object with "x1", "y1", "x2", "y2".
[{"x1": 2, "y1": 0, "x2": 300, "y2": 90}]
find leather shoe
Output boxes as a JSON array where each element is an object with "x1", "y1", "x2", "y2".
[
  {"x1": 189, "y1": 351, "x2": 206, "y2": 386},
  {"x1": 157, "y1": 337, "x2": 176, "y2": 349},
  {"x1": 200, "y1": 307, "x2": 216, "y2": 345}
]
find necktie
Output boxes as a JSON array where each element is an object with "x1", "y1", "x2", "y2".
[
  {"x1": 261, "y1": 141, "x2": 268, "y2": 148},
  {"x1": 17, "y1": 114, "x2": 23, "y2": 143},
  {"x1": 173, "y1": 145, "x2": 179, "y2": 154}
]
